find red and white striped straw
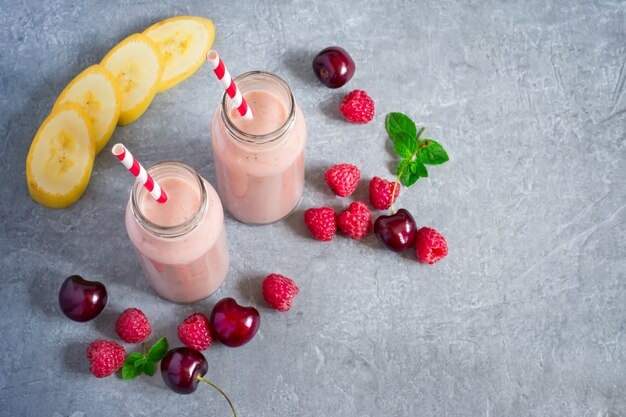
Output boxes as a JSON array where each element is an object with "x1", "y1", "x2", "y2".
[
  {"x1": 111, "y1": 144, "x2": 167, "y2": 204},
  {"x1": 206, "y1": 50, "x2": 253, "y2": 120}
]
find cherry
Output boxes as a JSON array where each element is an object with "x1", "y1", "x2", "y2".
[
  {"x1": 312, "y1": 46, "x2": 355, "y2": 88},
  {"x1": 161, "y1": 347, "x2": 237, "y2": 416},
  {"x1": 374, "y1": 209, "x2": 417, "y2": 252},
  {"x1": 161, "y1": 347, "x2": 208, "y2": 394},
  {"x1": 58, "y1": 275, "x2": 107, "y2": 322},
  {"x1": 210, "y1": 298, "x2": 260, "y2": 347}
]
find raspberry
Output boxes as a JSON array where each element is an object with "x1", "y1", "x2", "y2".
[
  {"x1": 369, "y1": 177, "x2": 400, "y2": 210},
  {"x1": 324, "y1": 163, "x2": 360, "y2": 197},
  {"x1": 304, "y1": 207, "x2": 337, "y2": 241},
  {"x1": 86, "y1": 340, "x2": 125, "y2": 378},
  {"x1": 177, "y1": 313, "x2": 213, "y2": 351},
  {"x1": 339, "y1": 90, "x2": 375, "y2": 124},
  {"x1": 415, "y1": 227, "x2": 448, "y2": 264},
  {"x1": 115, "y1": 308, "x2": 151, "y2": 343},
  {"x1": 262, "y1": 274, "x2": 299, "y2": 312},
  {"x1": 338, "y1": 201, "x2": 372, "y2": 239}
]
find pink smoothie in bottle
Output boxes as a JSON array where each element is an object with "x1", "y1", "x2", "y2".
[
  {"x1": 125, "y1": 161, "x2": 229, "y2": 303},
  {"x1": 211, "y1": 71, "x2": 306, "y2": 224},
  {"x1": 230, "y1": 90, "x2": 287, "y2": 135}
]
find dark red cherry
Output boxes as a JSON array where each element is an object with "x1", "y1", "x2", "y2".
[
  {"x1": 374, "y1": 209, "x2": 417, "y2": 252},
  {"x1": 161, "y1": 347, "x2": 208, "y2": 394},
  {"x1": 312, "y1": 46, "x2": 356, "y2": 88},
  {"x1": 161, "y1": 347, "x2": 237, "y2": 416},
  {"x1": 58, "y1": 275, "x2": 107, "y2": 322},
  {"x1": 210, "y1": 298, "x2": 260, "y2": 347}
]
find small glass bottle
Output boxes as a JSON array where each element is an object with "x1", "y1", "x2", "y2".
[
  {"x1": 124, "y1": 161, "x2": 229, "y2": 303},
  {"x1": 211, "y1": 71, "x2": 307, "y2": 224}
]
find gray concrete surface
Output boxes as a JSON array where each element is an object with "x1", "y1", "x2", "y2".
[{"x1": 1, "y1": 0, "x2": 625, "y2": 416}]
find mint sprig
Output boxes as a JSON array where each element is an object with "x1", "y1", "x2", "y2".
[
  {"x1": 121, "y1": 337, "x2": 168, "y2": 380},
  {"x1": 386, "y1": 113, "x2": 449, "y2": 188}
]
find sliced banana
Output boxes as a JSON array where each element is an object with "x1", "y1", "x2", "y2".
[
  {"x1": 26, "y1": 103, "x2": 95, "y2": 208},
  {"x1": 100, "y1": 33, "x2": 164, "y2": 125},
  {"x1": 54, "y1": 65, "x2": 122, "y2": 154},
  {"x1": 144, "y1": 16, "x2": 215, "y2": 92}
]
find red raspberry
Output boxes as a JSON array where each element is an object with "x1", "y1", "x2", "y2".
[
  {"x1": 115, "y1": 308, "x2": 151, "y2": 343},
  {"x1": 369, "y1": 177, "x2": 400, "y2": 210},
  {"x1": 177, "y1": 313, "x2": 213, "y2": 351},
  {"x1": 86, "y1": 340, "x2": 125, "y2": 378},
  {"x1": 324, "y1": 163, "x2": 360, "y2": 197},
  {"x1": 338, "y1": 201, "x2": 372, "y2": 239},
  {"x1": 262, "y1": 274, "x2": 299, "y2": 312},
  {"x1": 339, "y1": 90, "x2": 375, "y2": 124},
  {"x1": 304, "y1": 207, "x2": 337, "y2": 241},
  {"x1": 415, "y1": 227, "x2": 448, "y2": 264}
]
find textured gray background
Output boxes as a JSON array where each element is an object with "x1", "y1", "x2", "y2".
[{"x1": 1, "y1": 0, "x2": 625, "y2": 416}]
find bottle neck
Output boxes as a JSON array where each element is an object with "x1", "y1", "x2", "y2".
[
  {"x1": 220, "y1": 71, "x2": 296, "y2": 146},
  {"x1": 130, "y1": 161, "x2": 207, "y2": 239}
]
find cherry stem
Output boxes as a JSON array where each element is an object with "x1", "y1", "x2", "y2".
[
  {"x1": 196, "y1": 375, "x2": 237, "y2": 417},
  {"x1": 390, "y1": 127, "x2": 426, "y2": 214}
]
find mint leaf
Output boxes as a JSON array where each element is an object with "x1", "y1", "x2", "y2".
[
  {"x1": 396, "y1": 159, "x2": 410, "y2": 177},
  {"x1": 147, "y1": 337, "x2": 168, "y2": 362},
  {"x1": 418, "y1": 140, "x2": 449, "y2": 165},
  {"x1": 122, "y1": 362, "x2": 142, "y2": 380},
  {"x1": 397, "y1": 159, "x2": 412, "y2": 185},
  {"x1": 392, "y1": 131, "x2": 418, "y2": 159},
  {"x1": 142, "y1": 361, "x2": 156, "y2": 376},
  {"x1": 386, "y1": 112, "x2": 417, "y2": 143},
  {"x1": 401, "y1": 171, "x2": 420, "y2": 187},
  {"x1": 124, "y1": 352, "x2": 143, "y2": 365},
  {"x1": 410, "y1": 159, "x2": 428, "y2": 178},
  {"x1": 397, "y1": 160, "x2": 418, "y2": 186}
]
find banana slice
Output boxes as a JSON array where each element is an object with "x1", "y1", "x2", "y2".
[
  {"x1": 26, "y1": 103, "x2": 95, "y2": 208},
  {"x1": 100, "y1": 33, "x2": 164, "y2": 125},
  {"x1": 143, "y1": 16, "x2": 215, "y2": 92},
  {"x1": 54, "y1": 65, "x2": 122, "y2": 154}
]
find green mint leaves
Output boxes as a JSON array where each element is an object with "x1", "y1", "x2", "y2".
[
  {"x1": 386, "y1": 112, "x2": 417, "y2": 141},
  {"x1": 418, "y1": 139, "x2": 448, "y2": 165},
  {"x1": 392, "y1": 131, "x2": 418, "y2": 158},
  {"x1": 121, "y1": 337, "x2": 168, "y2": 380},
  {"x1": 147, "y1": 337, "x2": 169, "y2": 362},
  {"x1": 386, "y1": 113, "x2": 449, "y2": 186}
]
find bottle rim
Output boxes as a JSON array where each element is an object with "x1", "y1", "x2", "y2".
[
  {"x1": 130, "y1": 161, "x2": 208, "y2": 239},
  {"x1": 220, "y1": 71, "x2": 296, "y2": 145}
]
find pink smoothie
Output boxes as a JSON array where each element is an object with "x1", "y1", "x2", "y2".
[
  {"x1": 141, "y1": 177, "x2": 200, "y2": 227},
  {"x1": 230, "y1": 90, "x2": 288, "y2": 135},
  {"x1": 212, "y1": 89, "x2": 306, "y2": 224},
  {"x1": 125, "y1": 170, "x2": 229, "y2": 303}
]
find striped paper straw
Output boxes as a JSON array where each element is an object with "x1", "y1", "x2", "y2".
[
  {"x1": 206, "y1": 50, "x2": 253, "y2": 120},
  {"x1": 111, "y1": 144, "x2": 167, "y2": 204}
]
